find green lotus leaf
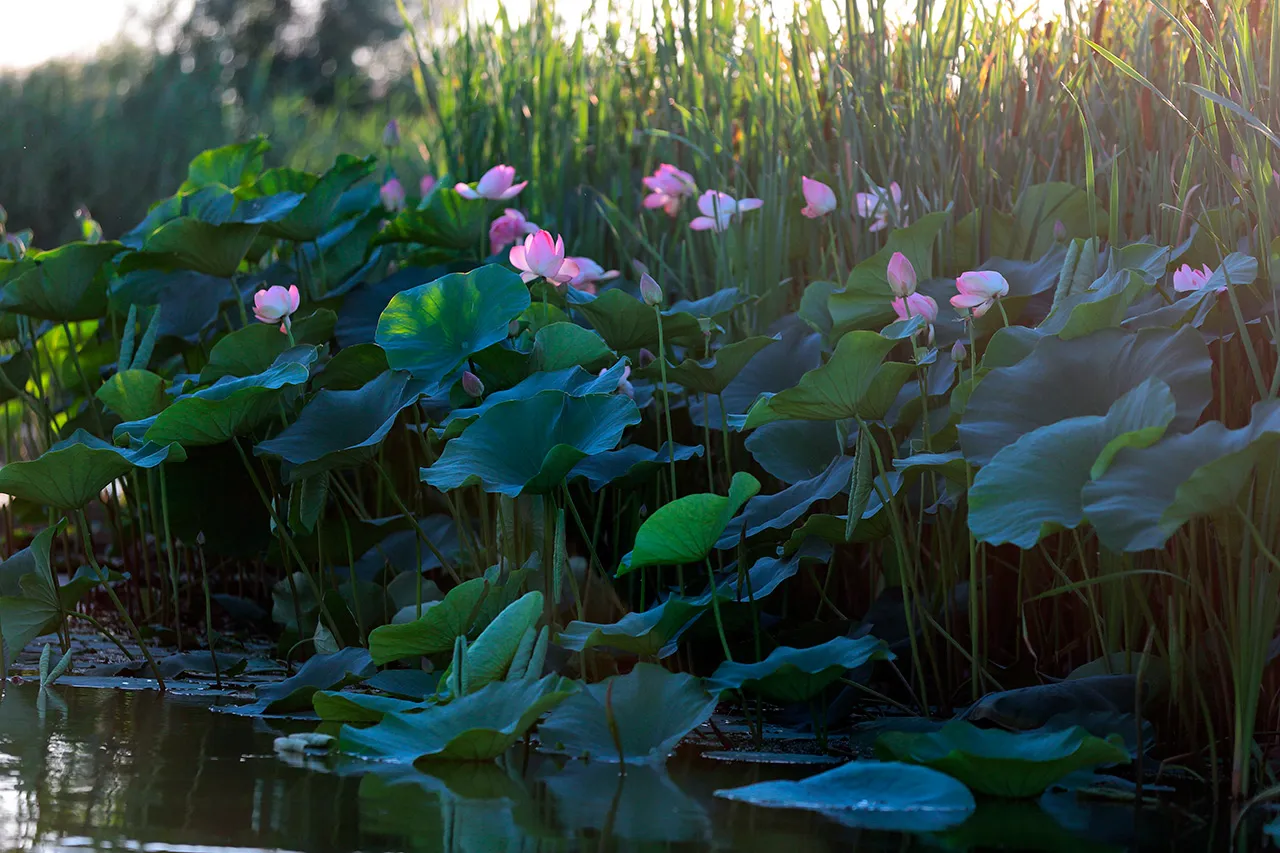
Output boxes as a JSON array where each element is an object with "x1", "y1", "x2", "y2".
[
  {"x1": 715, "y1": 761, "x2": 976, "y2": 832},
  {"x1": 312, "y1": 690, "x2": 421, "y2": 723},
  {"x1": 566, "y1": 441, "x2": 704, "y2": 491},
  {"x1": 1083, "y1": 399, "x2": 1280, "y2": 551},
  {"x1": 199, "y1": 309, "x2": 336, "y2": 383},
  {"x1": 438, "y1": 590, "x2": 543, "y2": 696},
  {"x1": 0, "y1": 430, "x2": 182, "y2": 510},
  {"x1": 539, "y1": 664, "x2": 717, "y2": 763},
  {"x1": 827, "y1": 212, "x2": 949, "y2": 335},
  {"x1": 565, "y1": 287, "x2": 739, "y2": 350},
  {"x1": 94, "y1": 369, "x2": 169, "y2": 421},
  {"x1": 693, "y1": 322, "x2": 822, "y2": 430},
  {"x1": 541, "y1": 761, "x2": 711, "y2": 844},
  {"x1": 254, "y1": 370, "x2": 427, "y2": 483},
  {"x1": 959, "y1": 327, "x2": 1212, "y2": 467},
  {"x1": 376, "y1": 264, "x2": 530, "y2": 393},
  {"x1": 555, "y1": 596, "x2": 707, "y2": 658},
  {"x1": 743, "y1": 331, "x2": 915, "y2": 428},
  {"x1": 312, "y1": 342, "x2": 389, "y2": 391},
  {"x1": 0, "y1": 242, "x2": 123, "y2": 321},
  {"x1": 0, "y1": 352, "x2": 30, "y2": 404},
  {"x1": 967, "y1": 378, "x2": 1178, "y2": 548},
  {"x1": 745, "y1": 419, "x2": 848, "y2": 483},
  {"x1": 122, "y1": 219, "x2": 261, "y2": 278},
  {"x1": 1038, "y1": 268, "x2": 1150, "y2": 340},
  {"x1": 371, "y1": 188, "x2": 491, "y2": 262},
  {"x1": 873, "y1": 720, "x2": 1130, "y2": 798},
  {"x1": 256, "y1": 154, "x2": 378, "y2": 241},
  {"x1": 221, "y1": 647, "x2": 374, "y2": 717},
  {"x1": 531, "y1": 322, "x2": 616, "y2": 372},
  {"x1": 776, "y1": 472, "x2": 901, "y2": 551},
  {"x1": 634, "y1": 335, "x2": 779, "y2": 394},
  {"x1": 368, "y1": 577, "x2": 489, "y2": 665},
  {"x1": 340, "y1": 673, "x2": 575, "y2": 761},
  {"x1": 716, "y1": 455, "x2": 853, "y2": 548},
  {"x1": 181, "y1": 138, "x2": 270, "y2": 192},
  {"x1": 705, "y1": 635, "x2": 892, "y2": 703},
  {"x1": 619, "y1": 471, "x2": 760, "y2": 575},
  {"x1": 423, "y1": 390, "x2": 640, "y2": 496}
]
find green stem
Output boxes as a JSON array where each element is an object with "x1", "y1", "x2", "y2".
[
  {"x1": 705, "y1": 558, "x2": 733, "y2": 662},
  {"x1": 653, "y1": 305, "x2": 678, "y2": 501}
]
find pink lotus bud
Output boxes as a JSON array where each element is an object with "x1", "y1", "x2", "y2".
[
  {"x1": 253, "y1": 284, "x2": 301, "y2": 334},
  {"x1": 461, "y1": 370, "x2": 485, "y2": 398},
  {"x1": 951, "y1": 340, "x2": 967, "y2": 363},
  {"x1": 508, "y1": 319, "x2": 521, "y2": 337},
  {"x1": 382, "y1": 119, "x2": 401, "y2": 148},
  {"x1": 800, "y1": 177, "x2": 837, "y2": 219},
  {"x1": 420, "y1": 175, "x2": 437, "y2": 197},
  {"x1": 380, "y1": 179, "x2": 406, "y2": 213},
  {"x1": 1052, "y1": 220, "x2": 1066, "y2": 242},
  {"x1": 639, "y1": 273, "x2": 663, "y2": 306},
  {"x1": 886, "y1": 252, "x2": 916, "y2": 297},
  {"x1": 637, "y1": 348, "x2": 656, "y2": 367}
]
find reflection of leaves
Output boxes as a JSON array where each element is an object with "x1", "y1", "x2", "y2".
[{"x1": 541, "y1": 760, "x2": 711, "y2": 843}]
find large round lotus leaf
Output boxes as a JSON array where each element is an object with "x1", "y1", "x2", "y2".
[
  {"x1": 967, "y1": 378, "x2": 1178, "y2": 547},
  {"x1": 340, "y1": 674, "x2": 575, "y2": 762},
  {"x1": 539, "y1": 664, "x2": 717, "y2": 763},
  {"x1": 959, "y1": 327, "x2": 1212, "y2": 467},
  {"x1": 127, "y1": 356, "x2": 312, "y2": 447},
  {"x1": 109, "y1": 269, "x2": 226, "y2": 344},
  {"x1": 312, "y1": 343, "x2": 389, "y2": 391},
  {"x1": 0, "y1": 242, "x2": 123, "y2": 321},
  {"x1": 123, "y1": 219, "x2": 260, "y2": 278},
  {"x1": 556, "y1": 596, "x2": 707, "y2": 658},
  {"x1": 336, "y1": 265, "x2": 469, "y2": 347},
  {"x1": 716, "y1": 455, "x2": 854, "y2": 548},
  {"x1": 743, "y1": 331, "x2": 915, "y2": 428},
  {"x1": 254, "y1": 370, "x2": 427, "y2": 483},
  {"x1": 531, "y1": 322, "x2": 615, "y2": 372},
  {"x1": 705, "y1": 635, "x2": 892, "y2": 703},
  {"x1": 372, "y1": 188, "x2": 491, "y2": 263},
  {"x1": 422, "y1": 390, "x2": 639, "y2": 496},
  {"x1": 199, "y1": 309, "x2": 336, "y2": 383},
  {"x1": 367, "y1": 577, "x2": 489, "y2": 665},
  {"x1": 827, "y1": 212, "x2": 949, "y2": 335},
  {"x1": 564, "y1": 287, "x2": 734, "y2": 351},
  {"x1": 1083, "y1": 399, "x2": 1280, "y2": 551},
  {"x1": 619, "y1": 471, "x2": 760, "y2": 575},
  {"x1": 692, "y1": 319, "x2": 822, "y2": 429},
  {"x1": 873, "y1": 720, "x2": 1129, "y2": 798},
  {"x1": 255, "y1": 154, "x2": 378, "y2": 241},
  {"x1": 181, "y1": 138, "x2": 270, "y2": 192},
  {"x1": 94, "y1": 369, "x2": 169, "y2": 421},
  {"x1": 634, "y1": 335, "x2": 779, "y2": 395},
  {"x1": 566, "y1": 441, "x2": 704, "y2": 491},
  {"x1": 745, "y1": 419, "x2": 849, "y2": 484},
  {"x1": 437, "y1": 590, "x2": 544, "y2": 697},
  {"x1": 715, "y1": 761, "x2": 976, "y2": 832},
  {"x1": 376, "y1": 264, "x2": 530, "y2": 393},
  {"x1": 0, "y1": 429, "x2": 182, "y2": 510},
  {"x1": 438, "y1": 360, "x2": 629, "y2": 439}
]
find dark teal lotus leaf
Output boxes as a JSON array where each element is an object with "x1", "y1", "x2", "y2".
[
  {"x1": 121, "y1": 219, "x2": 260, "y2": 278},
  {"x1": 0, "y1": 352, "x2": 31, "y2": 404},
  {"x1": 745, "y1": 419, "x2": 849, "y2": 483},
  {"x1": 199, "y1": 309, "x2": 336, "y2": 383},
  {"x1": 120, "y1": 354, "x2": 312, "y2": 447},
  {"x1": 340, "y1": 674, "x2": 575, "y2": 761},
  {"x1": 423, "y1": 390, "x2": 640, "y2": 496},
  {"x1": 438, "y1": 360, "x2": 628, "y2": 439},
  {"x1": 363, "y1": 669, "x2": 441, "y2": 701},
  {"x1": 255, "y1": 154, "x2": 378, "y2": 241},
  {"x1": 1037, "y1": 268, "x2": 1150, "y2": 340},
  {"x1": 376, "y1": 264, "x2": 529, "y2": 394},
  {"x1": 828, "y1": 212, "x2": 948, "y2": 335},
  {"x1": 666, "y1": 287, "x2": 754, "y2": 319},
  {"x1": 705, "y1": 635, "x2": 892, "y2": 703},
  {"x1": 108, "y1": 269, "x2": 226, "y2": 344},
  {"x1": 873, "y1": 720, "x2": 1130, "y2": 798},
  {"x1": 565, "y1": 287, "x2": 734, "y2": 351},
  {"x1": 336, "y1": 265, "x2": 471, "y2": 347},
  {"x1": 312, "y1": 343, "x2": 389, "y2": 391},
  {"x1": 0, "y1": 429, "x2": 182, "y2": 510},
  {"x1": 692, "y1": 320, "x2": 822, "y2": 429},
  {"x1": 893, "y1": 450, "x2": 970, "y2": 484},
  {"x1": 531, "y1": 322, "x2": 615, "y2": 372},
  {"x1": 967, "y1": 378, "x2": 1178, "y2": 548},
  {"x1": 1010, "y1": 182, "x2": 1104, "y2": 261},
  {"x1": 221, "y1": 647, "x2": 374, "y2": 717},
  {"x1": 181, "y1": 138, "x2": 270, "y2": 192},
  {"x1": 371, "y1": 188, "x2": 491, "y2": 263},
  {"x1": 716, "y1": 455, "x2": 853, "y2": 548},
  {"x1": 959, "y1": 328, "x2": 1212, "y2": 466},
  {"x1": 255, "y1": 370, "x2": 428, "y2": 483},
  {"x1": 567, "y1": 441, "x2": 704, "y2": 491},
  {"x1": 542, "y1": 761, "x2": 710, "y2": 844},
  {"x1": 368, "y1": 576, "x2": 489, "y2": 665},
  {"x1": 556, "y1": 595, "x2": 707, "y2": 658},
  {"x1": 715, "y1": 761, "x2": 975, "y2": 832},
  {"x1": 1083, "y1": 399, "x2": 1280, "y2": 551},
  {"x1": 0, "y1": 242, "x2": 123, "y2": 321},
  {"x1": 539, "y1": 664, "x2": 717, "y2": 763},
  {"x1": 94, "y1": 369, "x2": 169, "y2": 421},
  {"x1": 634, "y1": 335, "x2": 779, "y2": 394},
  {"x1": 313, "y1": 690, "x2": 421, "y2": 723},
  {"x1": 619, "y1": 472, "x2": 760, "y2": 575},
  {"x1": 779, "y1": 472, "x2": 902, "y2": 550}
]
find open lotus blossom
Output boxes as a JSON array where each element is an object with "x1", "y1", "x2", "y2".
[
  {"x1": 600, "y1": 364, "x2": 634, "y2": 399},
  {"x1": 800, "y1": 177, "x2": 837, "y2": 219},
  {"x1": 253, "y1": 284, "x2": 301, "y2": 334},
  {"x1": 380, "y1": 179, "x2": 406, "y2": 213},
  {"x1": 489, "y1": 209, "x2": 539, "y2": 255},
  {"x1": 642, "y1": 164, "x2": 697, "y2": 216},
  {"x1": 455, "y1": 164, "x2": 527, "y2": 200},
  {"x1": 567, "y1": 257, "x2": 619, "y2": 294},
  {"x1": 509, "y1": 230, "x2": 580, "y2": 283},
  {"x1": 854, "y1": 181, "x2": 903, "y2": 232},
  {"x1": 1172, "y1": 263, "x2": 1217, "y2": 293},
  {"x1": 887, "y1": 251, "x2": 916, "y2": 297},
  {"x1": 420, "y1": 175, "x2": 437, "y2": 197},
  {"x1": 950, "y1": 270, "x2": 1010, "y2": 318},
  {"x1": 892, "y1": 291, "x2": 938, "y2": 324},
  {"x1": 689, "y1": 191, "x2": 764, "y2": 232}
]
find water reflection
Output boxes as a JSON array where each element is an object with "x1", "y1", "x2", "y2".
[{"x1": 0, "y1": 684, "x2": 1245, "y2": 852}]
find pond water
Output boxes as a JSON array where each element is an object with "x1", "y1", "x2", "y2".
[{"x1": 0, "y1": 683, "x2": 1242, "y2": 852}]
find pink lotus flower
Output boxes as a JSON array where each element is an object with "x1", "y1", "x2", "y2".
[
  {"x1": 600, "y1": 364, "x2": 634, "y2": 399},
  {"x1": 1172, "y1": 263, "x2": 1216, "y2": 293},
  {"x1": 892, "y1": 292, "x2": 938, "y2": 324},
  {"x1": 950, "y1": 270, "x2": 1010, "y2": 318},
  {"x1": 689, "y1": 191, "x2": 764, "y2": 232},
  {"x1": 800, "y1": 177, "x2": 837, "y2": 219},
  {"x1": 489, "y1": 209, "x2": 539, "y2": 255},
  {"x1": 380, "y1": 179, "x2": 406, "y2": 213},
  {"x1": 420, "y1": 175, "x2": 437, "y2": 197},
  {"x1": 455, "y1": 165, "x2": 527, "y2": 200},
  {"x1": 951, "y1": 340, "x2": 967, "y2": 363},
  {"x1": 567, "y1": 256, "x2": 619, "y2": 294},
  {"x1": 253, "y1": 284, "x2": 301, "y2": 334},
  {"x1": 854, "y1": 181, "x2": 904, "y2": 232},
  {"x1": 642, "y1": 164, "x2": 697, "y2": 216},
  {"x1": 887, "y1": 251, "x2": 916, "y2": 297},
  {"x1": 509, "y1": 230, "x2": 580, "y2": 284}
]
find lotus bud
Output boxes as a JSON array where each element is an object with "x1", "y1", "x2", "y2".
[
  {"x1": 196, "y1": 531, "x2": 206, "y2": 547},
  {"x1": 461, "y1": 370, "x2": 485, "y2": 398},
  {"x1": 886, "y1": 251, "x2": 916, "y2": 298},
  {"x1": 698, "y1": 317, "x2": 713, "y2": 338},
  {"x1": 1052, "y1": 220, "x2": 1067, "y2": 242},
  {"x1": 639, "y1": 273, "x2": 663, "y2": 306},
  {"x1": 382, "y1": 118, "x2": 401, "y2": 148},
  {"x1": 637, "y1": 348, "x2": 656, "y2": 368},
  {"x1": 420, "y1": 174, "x2": 436, "y2": 197},
  {"x1": 0, "y1": 203, "x2": 7, "y2": 227},
  {"x1": 508, "y1": 319, "x2": 520, "y2": 337},
  {"x1": 951, "y1": 340, "x2": 967, "y2": 363}
]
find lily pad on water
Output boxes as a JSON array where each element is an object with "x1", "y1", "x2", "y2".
[
  {"x1": 539, "y1": 664, "x2": 717, "y2": 763},
  {"x1": 618, "y1": 472, "x2": 760, "y2": 575},
  {"x1": 340, "y1": 673, "x2": 575, "y2": 762},
  {"x1": 873, "y1": 720, "x2": 1130, "y2": 798},
  {"x1": 0, "y1": 429, "x2": 181, "y2": 509},
  {"x1": 376, "y1": 264, "x2": 528, "y2": 394},
  {"x1": 254, "y1": 370, "x2": 427, "y2": 483},
  {"x1": 312, "y1": 690, "x2": 422, "y2": 723},
  {"x1": 566, "y1": 441, "x2": 704, "y2": 491},
  {"x1": 221, "y1": 647, "x2": 374, "y2": 716},
  {"x1": 633, "y1": 335, "x2": 779, "y2": 394},
  {"x1": 0, "y1": 241, "x2": 123, "y2": 321},
  {"x1": 714, "y1": 760, "x2": 976, "y2": 832},
  {"x1": 368, "y1": 577, "x2": 489, "y2": 665},
  {"x1": 423, "y1": 390, "x2": 640, "y2": 496},
  {"x1": 705, "y1": 635, "x2": 892, "y2": 703}
]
